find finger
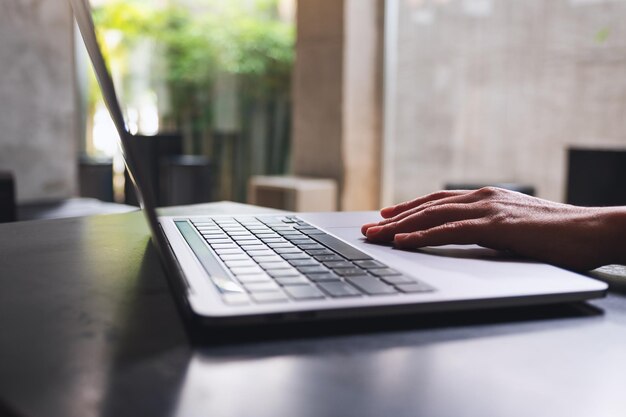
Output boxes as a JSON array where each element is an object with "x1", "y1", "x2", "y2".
[
  {"x1": 380, "y1": 190, "x2": 470, "y2": 218},
  {"x1": 393, "y1": 219, "x2": 485, "y2": 248},
  {"x1": 366, "y1": 203, "x2": 486, "y2": 242},
  {"x1": 361, "y1": 222, "x2": 379, "y2": 236},
  {"x1": 377, "y1": 190, "x2": 486, "y2": 227}
]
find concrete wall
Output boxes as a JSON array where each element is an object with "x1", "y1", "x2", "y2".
[
  {"x1": 386, "y1": 0, "x2": 626, "y2": 204},
  {"x1": 292, "y1": 0, "x2": 383, "y2": 210},
  {"x1": 292, "y1": 0, "x2": 346, "y2": 195},
  {"x1": 342, "y1": 0, "x2": 384, "y2": 210},
  {"x1": 0, "y1": 1, "x2": 77, "y2": 202}
]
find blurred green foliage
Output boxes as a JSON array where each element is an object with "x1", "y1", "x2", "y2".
[{"x1": 92, "y1": 0, "x2": 294, "y2": 131}]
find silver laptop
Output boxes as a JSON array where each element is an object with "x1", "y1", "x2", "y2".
[{"x1": 71, "y1": 0, "x2": 606, "y2": 326}]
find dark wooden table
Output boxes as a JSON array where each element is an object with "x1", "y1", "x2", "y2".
[{"x1": 1, "y1": 202, "x2": 626, "y2": 417}]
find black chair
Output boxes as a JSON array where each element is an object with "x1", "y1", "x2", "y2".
[
  {"x1": 160, "y1": 155, "x2": 212, "y2": 206},
  {"x1": 566, "y1": 148, "x2": 626, "y2": 207},
  {"x1": 123, "y1": 133, "x2": 183, "y2": 206},
  {"x1": 79, "y1": 155, "x2": 114, "y2": 202},
  {"x1": 0, "y1": 171, "x2": 16, "y2": 223}
]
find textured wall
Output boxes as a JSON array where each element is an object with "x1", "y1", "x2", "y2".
[
  {"x1": 0, "y1": 0, "x2": 76, "y2": 202},
  {"x1": 292, "y1": 0, "x2": 345, "y2": 188},
  {"x1": 386, "y1": 0, "x2": 626, "y2": 204},
  {"x1": 342, "y1": 0, "x2": 384, "y2": 210},
  {"x1": 292, "y1": 0, "x2": 383, "y2": 210}
]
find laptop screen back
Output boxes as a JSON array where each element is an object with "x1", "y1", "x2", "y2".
[{"x1": 70, "y1": 0, "x2": 163, "y2": 243}]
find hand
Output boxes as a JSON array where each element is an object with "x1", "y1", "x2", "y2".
[{"x1": 361, "y1": 187, "x2": 626, "y2": 270}]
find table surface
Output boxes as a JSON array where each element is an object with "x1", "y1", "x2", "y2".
[{"x1": 2, "y1": 202, "x2": 626, "y2": 417}]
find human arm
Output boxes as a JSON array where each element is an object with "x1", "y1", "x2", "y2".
[{"x1": 361, "y1": 187, "x2": 626, "y2": 271}]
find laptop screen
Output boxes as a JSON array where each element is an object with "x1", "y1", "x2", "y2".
[{"x1": 70, "y1": 0, "x2": 163, "y2": 244}]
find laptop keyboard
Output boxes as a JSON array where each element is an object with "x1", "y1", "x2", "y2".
[{"x1": 180, "y1": 216, "x2": 434, "y2": 305}]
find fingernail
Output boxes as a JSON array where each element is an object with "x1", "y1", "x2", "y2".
[
  {"x1": 366, "y1": 226, "x2": 382, "y2": 235},
  {"x1": 392, "y1": 234, "x2": 407, "y2": 248}
]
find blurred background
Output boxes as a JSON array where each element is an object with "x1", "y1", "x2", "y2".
[{"x1": 1, "y1": 0, "x2": 625, "y2": 222}]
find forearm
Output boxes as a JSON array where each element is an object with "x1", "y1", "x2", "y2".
[{"x1": 600, "y1": 207, "x2": 626, "y2": 266}]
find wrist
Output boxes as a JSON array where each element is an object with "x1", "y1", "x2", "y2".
[{"x1": 599, "y1": 207, "x2": 626, "y2": 266}]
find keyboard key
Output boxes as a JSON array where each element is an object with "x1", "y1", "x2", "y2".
[
  {"x1": 294, "y1": 225, "x2": 317, "y2": 231},
  {"x1": 252, "y1": 255, "x2": 283, "y2": 263},
  {"x1": 380, "y1": 275, "x2": 416, "y2": 285},
  {"x1": 221, "y1": 293, "x2": 251, "y2": 305},
  {"x1": 300, "y1": 229, "x2": 326, "y2": 236},
  {"x1": 318, "y1": 281, "x2": 362, "y2": 298},
  {"x1": 224, "y1": 260, "x2": 257, "y2": 268},
  {"x1": 277, "y1": 231, "x2": 304, "y2": 237},
  {"x1": 258, "y1": 216, "x2": 286, "y2": 224},
  {"x1": 205, "y1": 238, "x2": 232, "y2": 245},
  {"x1": 283, "y1": 284, "x2": 325, "y2": 300},
  {"x1": 346, "y1": 276, "x2": 397, "y2": 295},
  {"x1": 241, "y1": 223, "x2": 267, "y2": 229},
  {"x1": 259, "y1": 261, "x2": 292, "y2": 270},
  {"x1": 244, "y1": 281, "x2": 280, "y2": 292},
  {"x1": 288, "y1": 259, "x2": 321, "y2": 267},
  {"x1": 298, "y1": 244, "x2": 325, "y2": 251},
  {"x1": 270, "y1": 226, "x2": 293, "y2": 231},
  {"x1": 221, "y1": 223, "x2": 245, "y2": 228},
  {"x1": 201, "y1": 234, "x2": 227, "y2": 240},
  {"x1": 246, "y1": 250, "x2": 275, "y2": 257},
  {"x1": 231, "y1": 235, "x2": 260, "y2": 242},
  {"x1": 219, "y1": 254, "x2": 251, "y2": 261},
  {"x1": 280, "y1": 253, "x2": 311, "y2": 260},
  {"x1": 267, "y1": 268, "x2": 301, "y2": 278},
  {"x1": 222, "y1": 229, "x2": 248, "y2": 234},
  {"x1": 262, "y1": 238, "x2": 287, "y2": 244},
  {"x1": 333, "y1": 267, "x2": 368, "y2": 276},
  {"x1": 238, "y1": 218, "x2": 261, "y2": 224},
  {"x1": 196, "y1": 226, "x2": 220, "y2": 232},
  {"x1": 230, "y1": 266, "x2": 264, "y2": 275},
  {"x1": 211, "y1": 243, "x2": 239, "y2": 250},
  {"x1": 314, "y1": 254, "x2": 344, "y2": 262},
  {"x1": 275, "y1": 276, "x2": 310, "y2": 286},
  {"x1": 214, "y1": 248, "x2": 246, "y2": 256},
  {"x1": 250, "y1": 291, "x2": 289, "y2": 304},
  {"x1": 307, "y1": 272, "x2": 341, "y2": 282},
  {"x1": 240, "y1": 244, "x2": 268, "y2": 251},
  {"x1": 395, "y1": 282, "x2": 434, "y2": 293},
  {"x1": 266, "y1": 243, "x2": 294, "y2": 249},
  {"x1": 305, "y1": 249, "x2": 334, "y2": 256},
  {"x1": 196, "y1": 224, "x2": 222, "y2": 231},
  {"x1": 369, "y1": 268, "x2": 402, "y2": 277},
  {"x1": 235, "y1": 274, "x2": 272, "y2": 284},
  {"x1": 274, "y1": 247, "x2": 303, "y2": 254},
  {"x1": 354, "y1": 260, "x2": 387, "y2": 269},
  {"x1": 214, "y1": 217, "x2": 235, "y2": 223},
  {"x1": 254, "y1": 233, "x2": 280, "y2": 239},
  {"x1": 192, "y1": 221, "x2": 216, "y2": 226},
  {"x1": 309, "y1": 233, "x2": 373, "y2": 261},
  {"x1": 323, "y1": 260, "x2": 354, "y2": 269},
  {"x1": 201, "y1": 232, "x2": 228, "y2": 239},
  {"x1": 246, "y1": 225, "x2": 271, "y2": 231},
  {"x1": 296, "y1": 265, "x2": 329, "y2": 274},
  {"x1": 289, "y1": 238, "x2": 316, "y2": 246},
  {"x1": 225, "y1": 231, "x2": 250, "y2": 236}
]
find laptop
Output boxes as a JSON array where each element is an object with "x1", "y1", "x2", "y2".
[{"x1": 71, "y1": 0, "x2": 607, "y2": 326}]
